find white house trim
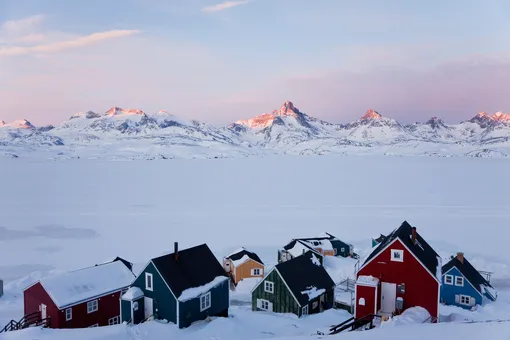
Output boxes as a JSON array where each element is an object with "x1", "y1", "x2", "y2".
[
  {"x1": 443, "y1": 267, "x2": 483, "y2": 299},
  {"x1": 250, "y1": 267, "x2": 275, "y2": 294},
  {"x1": 357, "y1": 237, "x2": 441, "y2": 284}
]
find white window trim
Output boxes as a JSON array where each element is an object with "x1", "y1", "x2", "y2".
[
  {"x1": 302, "y1": 305, "x2": 308, "y2": 315},
  {"x1": 87, "y1": 300, "x2": 98, "y2": 314},
  {"x1": 455, "y1": 276, "x2": 464, "y2": 287},
  {"x1": 390, "y1": 249, "x2": 404, "y2": 262},
  {"x1": 108, "y1": 316, "x2": 120, "y2": 325},
  {"x1": 145, "y1": 273, "x2": 154, "y2": 291},
  {"x1": 65, "y1": 307, "x2": 72, "y2": 321},
  {"x1": 252, "y1": 268, "x2": 261, "y2": 276},
  {"x1": 200, "y1": 292, "x2": 211, "y2": 312},
  {"x1": 258, "y1": 299, "x2": 270, "y2": 311},
  {"x1": 445, "y1": 274, "x2": 453, "y2": 285},
  {"x1": 459, "y1": 294, "x2": 471, "y2": 306},
  {"x1": 264, "y1": 281, "x2": 274, "y2": 293},
  {"x1": 89, "y1": 323, "x2": 99, "y2": 328}
]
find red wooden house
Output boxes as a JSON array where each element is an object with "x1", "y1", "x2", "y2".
[
  {"x1": 355, "y1": 221, "x2": 441, "y2": 321},
  {"x1": 23, "y1": 259, "x2": 135, "y2": 329}
]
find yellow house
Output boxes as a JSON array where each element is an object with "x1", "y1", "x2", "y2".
[{"x1": 223, "y1": 248, "x2": 264, "y2": 285}]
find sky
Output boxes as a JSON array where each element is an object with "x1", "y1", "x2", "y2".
[{"x1": 0, "y1": 0, "x2": 509, "y2": 126}]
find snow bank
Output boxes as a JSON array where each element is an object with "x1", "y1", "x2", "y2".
[
  {"x1": 178, "y1": 276, "x2": 228, "y2": 302},
  {"x1": 230, "y1": 277, "x2": 261, "y2": 302},
  {"x1": 122, "y1": 287, "x2": 143, "y2": 301},
  {"x1": 380, "y1": 306, "x2": 430, "y2": 327},
  {"x1": 435, "y1": 256, "x2": 443, "y2": 282}
]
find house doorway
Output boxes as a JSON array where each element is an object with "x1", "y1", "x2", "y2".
[
  {"x1": 40, "y1": 304, "x2": 47, "y2": 319},
  {"x1": 381, "y1": 282, "x2": 396, "y2": 313},
  {"x1": 144, "y1": 297, "x2": 153, "y2": 319}
]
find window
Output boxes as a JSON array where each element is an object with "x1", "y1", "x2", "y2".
[
  {"x1": 358, "y1": 298, "x2": 366, "y2": 306},
  {"x1": 390, "y1": 249, "x2": 404, "y2": 262},
  {"x1": 459, "y1": 295, "x2": 471, "y2": 305},
  {"x1": 264, "y1": 281, "x2": 274, "y2": 293},
  {"x1": 302, "y1": 305, "x2": 308, "y2": 315},
  {"x1": 340, "y1": 247, "x2": 345, "y2": 253},
  {"x1": 88, "y1": 324, "x2": 98, "y2": 328},
  {"x1": 200, "y1": 292, "x2": 211, "y2": 311},
  {"x1": 108, "y1": 316, "x2": 120, "y2": 325},
  {"x1": 145, "y1": 273, "x2": 153, "y2": 291},
  {"x1": 259, "y1": 299, "x2": 270, "y2": 311},
  {"x1": 252, "y1": 268, "x2": 261, "y2": 276},
  {"x1": 87, "y1": 300, "x2": 98, "y2": 314},
  {"x1": 312, "y1": 301, "x2": 318, "y2": 309},
  {"x1": 445, "y1": 275, "x2": 453, "y2": 285},
  {"x1": 65, "y1": 308, "x2": 72, "y2": 321},
  {"x1": 455, "y1": 276, "x2": 464, "y2": 286}
]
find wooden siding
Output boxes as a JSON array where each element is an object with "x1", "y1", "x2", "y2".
[
  {"x1": 251, "y1": 269, "x2": 299, "y2": 316},
  {"x1": 178, "y1": 279, "x2": 229, "y2": 328},
  {"x1": 357, "y1": 238, "x2": 440, "y2": 319},
  {"x1": 441, "y1": 267, "x2": 482, "y2": 309},
  {"x1": 355, "y1": 284, "x2": 377, "y2": 319},
  {"x1": 132, "y1": 262, "x2": 177, "y2": 324},
  {"x1": 300, "y1": 289, "x2": 334, "y2": 317},
  {"x1": 121, "y1": 300, "x2": 131, "y2": 323},
  {"x1": 24, "y1": 283, "x2": 59, "y2": 328},
  {"x1": 233, "y1": 259, "x2": 264, "y2": 284}
]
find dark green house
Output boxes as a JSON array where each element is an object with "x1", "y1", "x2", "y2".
[
  {"x1": 121, "y1": 243, "x2": 230, "y2": 328},
  {"x1": 252, "y1": 250, "x2": 335, "y2": 317}
]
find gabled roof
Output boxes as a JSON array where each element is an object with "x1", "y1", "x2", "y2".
[
  {"x1": 151, "y1": 243, "x2": 228, "y2": 299},
  {"x1": 283, "y1": 239, "x2": 323, "y2": 258},
  {"x1": 362, "y1": 221, "x2": 440, "y2": 278},
  {"x1": 276, "y1": 251, "x2": 335, "y2": 306},
  {"x1": 32, "y1": 260, "x2": 135, "y2": 309},
  {"x1": 442, "y1": 256, "x2": 494, "y2": 295},
  {"x1": 225, "y1": 247, "x2": 264, "y2": 266},
  {"x1": 294, "y1": 233, "x2": 351, "y2": 251}
]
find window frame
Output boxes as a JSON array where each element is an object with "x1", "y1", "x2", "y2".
[
  {"x1": 264, "y1": 281, "x2": 274, "y2": 293},
  {"x1": 259, "y1": 299, "x2": 270, "y2": 311},
  {"x1": 200, "y1": 292, "x2": 211, "y2": 312},
  {"x1": 65, "y1": 307, "x2": 72, "y2": 321},
  {"x1": 87, "y1": 300, "x2": 98, "y2": 314},
  {"x1": 145, "y1": 272, "x2": 154, "y2": 291},
  {"x1": 252, "y1": 268, "x2": 261, "y2": 276},
  {"x1": 455, "y1": 276, "x2": 464, "y2": 287},
  {"x1": 88, "y1": 323, "x2": 99, "y2": 328},
  {"x1": 108, "y1": 316, "x2": 120, "y2": 325},
  {"x1": 445, "y1": 274, "x2": 454, "y2": 285},
  {"x1": 390, "y1": 249, "x2": 404, "y2": 262},
  {"x1": 459, "y1": 295, "x2": 471, "y2": 306},
  {"x1": 302, "y1": 305, "x2": 308, "y2": 315}
]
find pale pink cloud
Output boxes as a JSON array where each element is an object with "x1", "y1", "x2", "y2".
[
  {"x1": 0, "y1": 29, "x2": 140, "y2": 57},
  {"x1": 202, "y1": 1, "x2": 250, "y2": 13},
  {"x1": 0, "y1": 14, "x2": 45, "y2": 34}
]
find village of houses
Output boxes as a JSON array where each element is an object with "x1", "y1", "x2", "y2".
[{"x1": 0, "y1": 221, "x2": 499, "y2": 335}]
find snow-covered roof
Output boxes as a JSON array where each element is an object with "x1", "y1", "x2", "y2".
[
  {"x1": 122, "y1": 287, "x2": 144, "y2": 301},
  {"x1": 178, "y1": 276, "x2": 229, "y2": 302},
  {"x1": 226, "y1": 247, "x2": 264, "y2": 267},
  {"x1": 300, "y1": 239, "x2": 334, "y2": 251},
  {"x1": 284, "y1": 240, "x2": 321, "y2": 258},
  {"x1": 301, "y1": 286, "x2": 325, "y2": 301},
  {"x1": 356, "y1": 275, "x2": 379, "y2": 287},
  {"x1": 36, "y1": 261, "x2": 135, "y2": 309}
]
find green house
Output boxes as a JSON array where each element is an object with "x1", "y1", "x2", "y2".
[
  {"x1": 122, "y1": 243, "x2": 230, "y2": 328},
  {"x1": 252, "y1": 250, "x2": 335, "y2": 317}
]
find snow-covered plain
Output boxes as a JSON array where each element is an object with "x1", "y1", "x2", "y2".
[{"x1": 0, "y1": 155, "x2": 509, "y2": 339}]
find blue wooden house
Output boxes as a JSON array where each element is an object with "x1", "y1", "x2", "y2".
[
  {"x1": 121, "y1": 243, "x2": 230, "y2": 328},
  {"x1": 441, "y1": 252, "x2": 497, "y2": 309}
]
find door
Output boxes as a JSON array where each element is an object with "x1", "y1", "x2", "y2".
[
  {"x1": 144, "y1": 297, "x2": 153, "y2": 319},
  {"x1": 40, "y1": 304, "x2": 47, "y2": 319},
  {"x1": 381, "y1": 282, "x2": 397, "y2": 313}
]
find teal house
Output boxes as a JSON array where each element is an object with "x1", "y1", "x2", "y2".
[
  {"x1": 121, "y1": 243, "x2": 230, "y2": 328},
  {"x1": 441, "y1": 252, "x2": 497, "y2": 310}
]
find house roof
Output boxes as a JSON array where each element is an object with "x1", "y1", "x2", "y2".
[
  {"x1": 283, "y1": 239, "x2": 323, "y2": 258},
  {"x1": 226, "y1": 248, "x2": 264, "y2": 266},
  {"x1": 362, "y1": 221, "x2": 440, "y2": 278},
  {"x1": 442, "y1": 256, "x2": 494, "y2": 295},
  {"x1": 35, "y1": 260, "x2": 135, "y2": 309},
  {"x1": 294, "y1": 233, "x2": 351, "y2": 251},
  {"x1": 276, "y1": 251, "x2": 335, "y2": 306},
  {"x1": 151, "y1": 243, "x2": 228, "y2": 299},
  {"x1": 372, "y1": 234, "x2": 387, "y2": 243}
]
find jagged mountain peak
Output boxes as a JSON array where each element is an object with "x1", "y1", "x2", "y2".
[
  {"x1": 234, "y1": 100, "x2": 304, "y2": 129},
  {"x1": 69, "y1": 111, "x2": 101, "y2": 120},
  {"x1": 493, "y1": 111, "x2": 510, "y2": 122},
  {"x1": 361, "y1": 109, "x2": 382, "y2": 120},
  {"x1": 273, "y1": 100, "x2": 300, "y2": 117},
  {"x1": 3, "y1": 119, "x2": 35, "y2": 129},
  {"x1": 105, "y1": 107, "x2": 145, "y2": 116},
  {"x1": 425, "y1": 116, "x2": 447, "y2": 129}
]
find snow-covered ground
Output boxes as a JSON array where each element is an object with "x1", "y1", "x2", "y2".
[{"x1": 0, "y1": 155, "x2": 509, "y2": 339}]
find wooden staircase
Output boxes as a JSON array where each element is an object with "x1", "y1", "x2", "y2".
[{"x1": 0, "y1": 312, "x2": 51, "y2": 333}]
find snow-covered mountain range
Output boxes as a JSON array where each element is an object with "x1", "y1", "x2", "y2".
[{"x1": 1, "y1": 101, "x2": 509, "y2": 159}]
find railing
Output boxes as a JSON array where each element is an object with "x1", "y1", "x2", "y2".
[
  {"x1": 0, "y1": 312, "x2": 49, "y2": 333},
  {"x1": 422, "y1": 315, "x2": 438, "y2": 324},
  {"x1": 327, "y1": 314, "x2": 382, "y2": 335}
]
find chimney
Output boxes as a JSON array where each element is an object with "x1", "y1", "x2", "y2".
[
  {"x1": 411, "y1": 227, "x2": 417, "y2": 245},
  {"x1": 457, "y1": 252, "x2": 464, "y2": 264},
  {"x1": 174, "y1": 242, "x2": 179, "y2": 261}
]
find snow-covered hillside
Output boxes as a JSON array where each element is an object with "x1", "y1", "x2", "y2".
[{"x1": 1, "y1": 102, "x2": 510, "y2": 159}]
